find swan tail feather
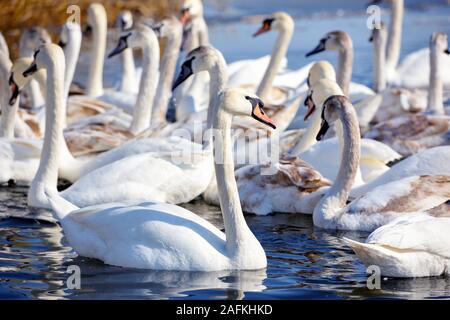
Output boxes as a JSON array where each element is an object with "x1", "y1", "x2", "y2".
[
  {"x1": 45, "y1": 189, "x2": 79, "y2": 220},
  {"x1": 343, "y1": 237, "x2": 397, "y2": 268}
]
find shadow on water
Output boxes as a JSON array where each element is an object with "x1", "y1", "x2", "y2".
[{"x1": 1, "y1": 187, "x2": 450, "y2": 299}]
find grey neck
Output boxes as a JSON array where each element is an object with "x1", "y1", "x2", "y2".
[
  {"x1": 428, "y1": 46, "x2": 444, "y2": 115},
  {"x1": 373, "y1": 31, "x2": 387, "y2": 93},
  {"x1": 337, "y1": 44, "x2": 353, "y2": 96},
  {"x1": 386, "y1": 0, "x2": 404, "y2": 71}
]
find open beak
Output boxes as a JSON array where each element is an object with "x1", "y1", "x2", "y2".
[
  {"x1": 253, "y1": 21, "x2": 271, "y2": 38},
  {"x1": 180, "y1": 9, "x2": 190, "y2": 25},
  {"x1": 23, "y1": 63, "x2": 38, "y2": 78},
  {"x1": 108, "y1": 34, "x2": 130, "y2": 59},
  {"x1": 252, "y1": 103, "x2": 276, "y2": 129},
  {"x1": 304, "y1": 94, "x2": 316, "y2": 121},
  {"x1": 306, "y1": 39, "x2": 326, "y2": 57},
  {"x1": 9, "y1": 73, "x2": 20, "y2": 106},
  {"x1": 172, "y1": 59, "x2": 194, "y2": 91}
]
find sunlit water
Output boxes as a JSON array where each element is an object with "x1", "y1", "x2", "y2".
[{"x1": 2, "y1": 3, "x2": 450, "y2": 300}]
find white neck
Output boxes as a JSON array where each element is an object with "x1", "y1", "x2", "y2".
[
  {"x1": 29, "y1": 54, "x2": 66, "y2": 205},
  {"x1": 428, "y1": 44, "x2": 444, "y2": 115},
  {"x1": 256, "y1": 25, "x2": 293, "y2": 100},
  {"x1": 86, "y1": 15, "x2": 107, "y2": 97},
  {"x1": 373, "y1": 32, "x2": 387, "y2": 93},
  {"x1": 206, "y1": 53, "x2": 229, "y2": 131},
  {"x1": 120, "y1": 46, "x2": 136, "y2": 93},
  {"x1": 151, "y1": 25, "x2": 183, "y2": 125},
  {"x1": 213, "y1": 102, "x2": 262, "y2": 261},
  {"x1": 129, "y1": 34, "x2": 160, "y2": 135},
  {"x1": 63, "y1": 27, "x2": 82, "y2": 99},
  {"x1": 313, "y1": 99, "x2": 361, "y2": 228},
  {"x1": 0, "y1": 33, "x2": 9, "y2": 58},
  {"x1": 337, "y1": 43, "x2": 353, "y2": 96},
  {"x1": 184, "y1": 17, "x2": 209, "y2": 52},
  {"x1": 0, "y1": 54, "x2": 17, "y2": 138},
  {"x1": 386, "y1": 0, "x2": 404, "y2": 72}
]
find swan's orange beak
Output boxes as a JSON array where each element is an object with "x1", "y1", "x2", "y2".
[
  {"x1": 180, "y1": 9, "x2": 190, "y2": 25},
  {"x1": 304, "y1": 94, "x2": 316, "y2": 121},
  {"x1": 253, "y1": 21, "x2": 270, "y2": 37},
  {"x1": 252, "y1": 104, "x2": 276, "y2": 129}
]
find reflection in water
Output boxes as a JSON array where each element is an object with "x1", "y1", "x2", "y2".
[{"x1": 1, "y1": 187, "x2": 450, "y2": 299}]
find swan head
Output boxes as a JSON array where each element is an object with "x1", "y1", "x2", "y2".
[
  {"x1": 8, "y1": 57, "x2": 46, "y2": 106},
  {"x1": 19, "y1": 27, "x2": 51, "y2": 57},
  {"x1": 317, "y1": 95, "x2": 351, "y2": 141},
  {"x1": 180, "y1": 0, "x2": 204, "y2": 25},
  {"x1": 369, "y1": 22, "x2": 386, "y2": 43},
  {"x1": 86, "y1": 3, "x2": 107, "y2": 36},
  {"x1": 306, "y1": 31, "x2": 352, "y2": 57},
  {"x1": 172, "y1": 45, "x2": 224, "y2": 90},
  {"x1": 152, "y1": 16, "x2": 183, "y2": 38},
  {"x1": 430, "y1": 32, "x2": 450, "y2": 55},
  {"x1": 220, "y1": 88, "x2": 276, "y2": 130},
  {"x1": 58, "y1": 22, "x2": 81, "y2": 49},
  {"x1": 253, "y1": 12, "x2": 294, "y2": 37},
  {"x1": 307, "y1": 61, "x2": 336, "y2": 88},
  {"x1": 304, "y1": 78, "x2": 344, "y2": 122},
  {"x1": 116, "y1": 11, "x2": 133, "y2": 31},
  {"x1": 22, "y1": 44, "x2": 65, "y2": 79},
  {"x1": 108, "y1": 24, "x2": 158, "y2": 59}
]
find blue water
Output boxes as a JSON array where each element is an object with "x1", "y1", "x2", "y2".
[{"x1": 2, "y1": 1, "x2": 450, "y2": 300}]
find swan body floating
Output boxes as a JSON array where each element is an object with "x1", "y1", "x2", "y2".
[
  {"x1": 30, "y1": 46, "x2": 270, "y2": 271},
  {"x1": 345, "y1": 213, "x2": 450, "y2": 278}
]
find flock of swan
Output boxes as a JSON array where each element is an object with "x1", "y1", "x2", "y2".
[{"x1": 0, "y1": 0, "x2": 450, "y2": 279}]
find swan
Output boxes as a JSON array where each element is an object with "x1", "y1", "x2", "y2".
[
  {"x1": 364, "y1": 32, "x2": 450, "y2": 156},
  {"x1": 151, "y1": 17, "x2": 183, "y2": 125},
  {"x1": 345, "y1": 213, "x2": 450, "y2": 278},
  {"x1": 174, "y1": 0, "x2": 211, "y2": 122},
  {"x1": 289, "y1": 63, "x2": 401, "y2": 183},
  {"x1": 20, "y1": 43, "x2": 215, "y2": 209},
  {"x1": 115, "y1": 11, "x2": 139, "y2": 94},
  {"x1": 18, "y1": 27, "x2": 51, "y2": 110},
  {"x1": 311, "y1": 95, "x2": 450, "y2": 231},
  {"x1": 370, "y1": 0, "x2": 450, "y2": 89},
  {"x1": 35, "y1": 69, "x2": 271, "y2": 271},
  {"x1": 305, "y1": 30, "x2": 375, "y2": 100}
]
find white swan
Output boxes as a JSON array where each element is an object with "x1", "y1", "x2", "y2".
[
  {"x1": 365, "y1": 32, "x2": 450, "y2": 156},
  {"x1": 115, "y1": 11, "x2": 139, "y2": 94},
  {"x1": 20, "y1": 43, "x2": 214, "y2": 209},
  {"x1": 345, "y1": 213, "x2": 450, "y2": 278},
  {"x1": 18, "y1": 27, "x2": 51, "y2": 110},
  {"x1": 0, "y1": 32, "x2": 9, "y2": 56},
  {"x1": 36, "y1": 68, "x2": 271, "y2": 271},
  {"x1": 290, "y1": 63, "x2": 401, "y2": 183},
  {"x1": 370, "y1": 0, "x2": 450, "y2": 88},
  {"x1": 311, "y1": 95, "x2": 450, "y2": 231}
]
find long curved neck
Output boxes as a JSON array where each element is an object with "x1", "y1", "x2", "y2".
[
  {"x1": 151, "y1": 28, "x2": 183, "y2": 125},
  {"x1": 373, "y1": 33, "x2": 387, "y2": 93},
  {"x1": 31, "y1": 57, "x2": 66, "y2": 195},
  {"x1": 428, "y1": 44, "x2": 444, "y2": 115},
  {"x1": 63, "y1": 29, "x2": 81, "y2": 99},
  {"x1": 256, "y1": 26, "x2": 293, "y2": 100},
  {"x1": 337, "y1": 44, "x2": 353, "y2": 96},
  {"x1": 213, "y1": 105, "x2": 255, "y2": 257},
  {"x1": 120, "y1": 45, "x2": 136, "y2": 93},
  {"x1": 206, "y1": 55, "x2": 229, "y2": 131},
  {"x1": 129, "y1": 38, "x2": 160, "y2": 135},
  {"x1": 386, "y1": 0, "x2": 403, "y2": 71},
  {"x1": 314, "y1": 100, "x2": 361, "y2": 225},
  {"x1": 86, "y1": 16, "x2": 107, "y2": 97},
  {"x1": 184, "y1": 17, "x2": 209, "y2": 52},
  {"x1": 0, "y1": 33, "x2": 9, "y2": 57}
]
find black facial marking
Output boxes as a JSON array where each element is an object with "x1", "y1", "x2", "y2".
[{"x1": 172, "y1": 56, "x2": 196, "y2": 90}]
